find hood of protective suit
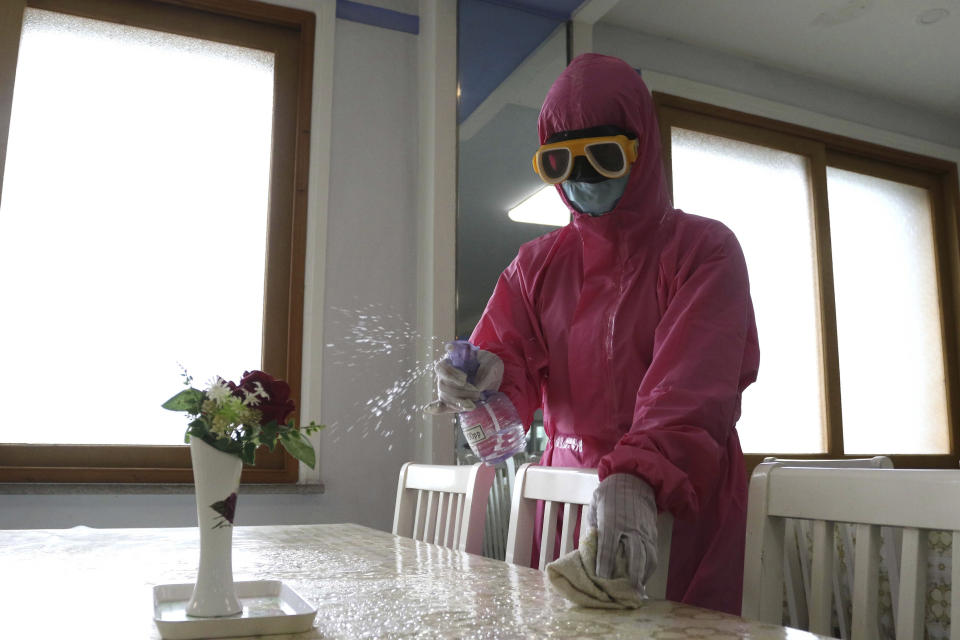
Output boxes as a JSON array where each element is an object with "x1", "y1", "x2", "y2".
[{"x1": 538, "y1": 53, "x2": 672, "y2": 227}]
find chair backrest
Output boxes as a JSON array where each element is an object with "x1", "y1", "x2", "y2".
[
  {"x1": 504, "y1": 463, "x2": 673, "y2": 599},
  {"x1": 760, "y1": 457, "x2": 893, "y2": 638},
  {"x1": 743, "y1": 462, "x2": 960, "y2": 640},
  {"x1": 392, "y1": 462, "x2": 496, "y2": 555},
  {"x1": 762, "y1": 456, "x2": 893, "y2": 469},
  {"x1": 482, "y1": 455, "x2": 517, "y2": 560}
]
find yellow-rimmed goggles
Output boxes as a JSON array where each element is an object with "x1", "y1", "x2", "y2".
[{"x1": 532, "y1": 134, "x2": 638, "y2": 184}]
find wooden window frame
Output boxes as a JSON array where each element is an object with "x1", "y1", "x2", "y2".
[
  {"x1": 0, "y1": 0, "x2": 314, "y2": 483},
  {"x1": 654, "y1": 93, "x2": 960, "y2": 475}
]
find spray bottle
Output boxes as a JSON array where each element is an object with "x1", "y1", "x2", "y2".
[{"x1": 447, "y1": 341, "x2": 526, "y2": 465}]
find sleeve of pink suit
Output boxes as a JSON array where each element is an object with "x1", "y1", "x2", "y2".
[{"x1": 598, "y1": 231, "x2": 759, "y2": 519}]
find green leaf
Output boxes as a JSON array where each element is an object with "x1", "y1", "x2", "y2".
[
  {"x1": 280, "y1": 430, "x2": 316, "y2": 470},
  {"x1": 162, "y1": 388, "x2": 204, "y2": 413},
  {"x1": 241, "y1": 441, "x2": 258, "y2": 466},
  {"x1": 186, "y1": 418, "x2": 208, "y2": 440},
  {"x1": 303, "y1": 422, "x2": 326, "y2": 435},
  {"x1": 201, "y1": 432, "x2": 242, "y2": 457},
  {"x1": 259, "y1": 422, "x2": 280, "y2": 451}
]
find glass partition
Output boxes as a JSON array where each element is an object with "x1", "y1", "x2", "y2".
[{"x1": 456, "y1": 0, "x2": 573, "y2": 464}]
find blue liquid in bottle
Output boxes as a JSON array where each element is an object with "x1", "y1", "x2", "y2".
[{"x1": 448, "y1": 341, "x2": 527, "y2": 465}]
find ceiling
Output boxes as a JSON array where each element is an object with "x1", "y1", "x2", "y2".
[{"x1": 598, "y1": 0, "x2": 960, "y2": 118}]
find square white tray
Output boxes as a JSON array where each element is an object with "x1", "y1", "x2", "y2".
[{"x1": 153, "y1": 580, "x2": 317, "y2": 640}]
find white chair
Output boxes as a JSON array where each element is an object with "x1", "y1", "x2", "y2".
[
  {"x1": 482, "y1": 455, "x2": 518, "y2": 560},
  {"x1": 504, "y1": 464, "x2": 673, "y2": 599},
  {"x1": 742, "y1": 462, "x2": 960, "y2": 640},
  {"x1": 762, "y1": 456, "x2": 893, "y2": 636},
  {"x1": 392, "y1": 462, "x2": 496, "y2": 555}
]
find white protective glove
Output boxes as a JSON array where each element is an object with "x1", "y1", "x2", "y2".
[
  {"x1": 424, "y1": 342, "x2": 504, "y2": 414},
  {"x1": 587, "y1": 473, "x2": 659, "y2": 595}
]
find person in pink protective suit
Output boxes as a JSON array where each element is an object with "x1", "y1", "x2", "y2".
[{"x1": 431, "y1": 53, "x2": 759, "y2": 614}]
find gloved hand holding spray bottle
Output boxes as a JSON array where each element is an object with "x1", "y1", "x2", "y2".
[{"x1": 425, "y1": 341, "x2": 526, "y2": 465}]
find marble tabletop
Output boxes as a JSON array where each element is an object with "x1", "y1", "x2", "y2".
[{"x1": 0, "y1": 523, "x2": 834, "y2": 639}]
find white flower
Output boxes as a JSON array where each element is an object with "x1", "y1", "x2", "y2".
[
  {"x1": 242, "y1": 389, "x2": 261, "y2": 406},
  {"x1": 242, "y1": 381, "x2": 270, "y2": 406},
  {"x1": 206, "y1": 377, "x2": 232, "y2": 404}
]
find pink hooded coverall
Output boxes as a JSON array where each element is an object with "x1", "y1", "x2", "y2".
[{"x1": 469, "y1": 54, "x2": 760, "y2": 615}]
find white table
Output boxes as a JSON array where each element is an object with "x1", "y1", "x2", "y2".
[{"x1": 0, "y1": 523, "x2": 834, "y2": 638}]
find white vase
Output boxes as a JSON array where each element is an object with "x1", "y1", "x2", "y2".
[{"x1": 186, "y1": 437, "x2": 243, "y2": 617}]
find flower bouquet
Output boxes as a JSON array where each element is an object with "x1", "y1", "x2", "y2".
[
  {"x1": 162, "y1": 368, "x2": 323, "y2": 469},
  {"x1": 161, "y1": 369, "x2": 323, "y2": 619}
]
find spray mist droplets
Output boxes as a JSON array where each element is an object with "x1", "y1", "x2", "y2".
[{"x1": 324, "y1": 304, "x2": 449, "y2": 447}]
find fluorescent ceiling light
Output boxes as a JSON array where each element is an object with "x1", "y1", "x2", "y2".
[{"x1": 507, "y1": 186, "x2": 569, "y2": 226}]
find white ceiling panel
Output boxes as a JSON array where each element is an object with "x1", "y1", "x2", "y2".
[{"x1": 599, "y1": 0, "x2": 960, "y2": 117}]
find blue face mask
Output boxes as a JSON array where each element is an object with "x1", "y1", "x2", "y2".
[{"x1": 561, "y1": 173, "x2": 630, "y2": 216}]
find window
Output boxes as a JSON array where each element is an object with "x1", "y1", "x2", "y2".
[
  {"x1": 656, "y1": 94, "x2": 960, "y2": 470},
  {"x1": 0, "y1": 0, "x2": 315, "y2": 482}
]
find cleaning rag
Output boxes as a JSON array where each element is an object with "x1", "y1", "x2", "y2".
[{"x1": 545, "y1": 527, "x2": 646, "y2": 609}]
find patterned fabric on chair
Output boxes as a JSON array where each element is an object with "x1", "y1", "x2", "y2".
[
  {"x1": 743, "y1": 462, "x2": 960, "y2": 640},
  {"x1": 761, "y1": 456, "x2": 893, "y2": 637}
]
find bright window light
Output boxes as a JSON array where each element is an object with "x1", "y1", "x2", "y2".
[
  {"x1": 0, "y1": 9, "x2": 275, "y2": 445},
  {"x1": 828, "y1": 168, "x2": 948, "y2": 454},
  {"x1": 507, "y1": 186, "x2": 570, "y2": 226},
  {"x1": 672, "y1": 127, "x2": 825, "y2": 454}
]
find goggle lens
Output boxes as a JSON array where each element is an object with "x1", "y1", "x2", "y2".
[
  {"x1": 540, "y1": 148, "x2": 571, "y2": 182},
  {"x1": 586, "y1": 142, "x2": 626, "y2": 174}
]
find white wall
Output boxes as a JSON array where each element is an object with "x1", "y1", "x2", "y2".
[
  {"x1": 314, "y1": 16, "x2": 420, "y2": 530},
  {"x1": 0, "y1": 491, "x2": 329, "y2": 529},
  {"x1": 0, "y1": 11, "x2": 423, "y2": 532}
]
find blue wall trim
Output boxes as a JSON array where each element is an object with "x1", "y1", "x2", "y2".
[
  {"x1": 472, "y1": 0, "x2": 571, "y2": 23},
  {"x1": 459, "y1": 0, "x2": 580, "y2": 122},
  {"x1": 336, "y1": 0, "x2": 419, "y2": 35}
]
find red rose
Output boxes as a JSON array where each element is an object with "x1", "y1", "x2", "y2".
[{"x1": 229, "y1": 370, "x2": 296, "y2": 426}]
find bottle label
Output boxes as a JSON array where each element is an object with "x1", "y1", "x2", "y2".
[{"x1": 463, "y1": 422, "x2": 487, "y2": 445}]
